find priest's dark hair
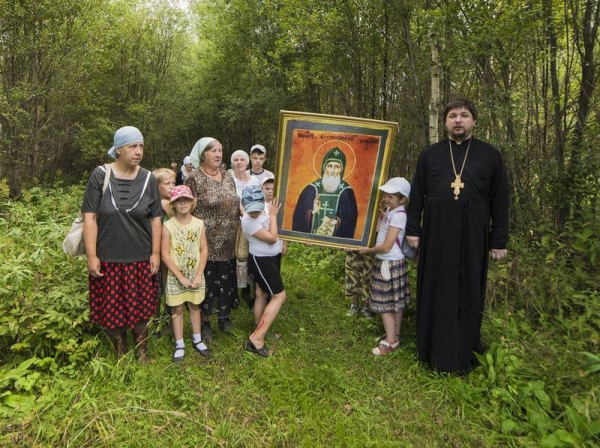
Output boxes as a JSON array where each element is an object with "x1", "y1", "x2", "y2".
[{"x1": 443, "y1": 98, "x2": 477, "y2": 121}]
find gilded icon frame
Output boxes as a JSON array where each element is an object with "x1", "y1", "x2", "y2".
[{"x1": 274, "y1": 111, "x2": 398, "y2": 249}]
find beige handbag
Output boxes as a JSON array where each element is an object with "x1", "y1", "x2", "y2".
[
  {"x1": 235, "y1": 221, "x2": 249, "y2": 262},
  {"x1": 62, "y1": 164, "x2": 111, "y2": 257}
]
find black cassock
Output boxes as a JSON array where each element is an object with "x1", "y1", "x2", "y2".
[{"x1": 407, "y1": 137, "x2": 509, "y2": 373}]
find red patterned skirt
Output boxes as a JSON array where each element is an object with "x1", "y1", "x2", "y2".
[{"x1": 89, "y1": 261, "x2": 157, "y2": 330}]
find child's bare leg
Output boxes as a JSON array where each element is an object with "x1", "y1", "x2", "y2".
[
  {"x1": 172, "y1": 305, "x2": 185, "y2": 341},
  {"x1": 172, "y1": 304, "x2": 186, "y2": 361},
  {"x1": 395, "y1": 310, "x2": 403, "y2": 339},
  {"x1": 250, "y1": 291, "x2": 286, "y2": 348},
  {"x1": 189, "y1": 304, "x2": 201, "y2": 335},
  {"x1": 189, "y1": 303, "x2": 209, "y2": 355},
  {"x1": 253, "y1": 283, "x2": 268, "y2": 325},
  {"x1": 381, "y1": 312, "x2": 398, "y2": 343}
]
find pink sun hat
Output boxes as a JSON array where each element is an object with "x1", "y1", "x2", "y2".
[{"x1": 170, "y1": 185, "x2": 195, "y2": 203}]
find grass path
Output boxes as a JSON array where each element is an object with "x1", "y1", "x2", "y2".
[
  {"x1": 3, "y1": 188, "x2": 597, "y2": 446},
  {"x1": 15, "y1": 244, "x2": 594, "y2": 446}
]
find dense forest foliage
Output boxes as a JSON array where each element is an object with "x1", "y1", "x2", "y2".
[
  {"x1": 1, "y1": 0, "x2": 598, "y2": 228},
  {"x1": 0, "y1": 0, "x2": 598, "y2": 444}
]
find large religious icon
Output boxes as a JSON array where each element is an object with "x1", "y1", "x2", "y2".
[{"x1": 274, "y1": 111, "x2": 397, "y2": 249}]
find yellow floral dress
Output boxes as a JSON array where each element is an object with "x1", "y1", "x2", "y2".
[{"x1": 164, "y1": 217, "x2": 206, "y2": 306}]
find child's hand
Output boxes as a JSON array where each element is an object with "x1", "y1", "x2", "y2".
[
  {"x1": 191, "y1": 275, "x2": 203, "y2": 289},
  {"x1": 178, "y1": 276, "x2": 192, "y2": 288},
  {"x1": 269, "y1": 198, "x2": 281, "y2": 215}
]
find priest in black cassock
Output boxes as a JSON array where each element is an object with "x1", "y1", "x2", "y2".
[{"x1": 406, "y1": 98, "x2": 509, "y2": 374}]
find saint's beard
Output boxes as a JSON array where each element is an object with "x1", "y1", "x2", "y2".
[{"x1": 322, "y1": 174, "x2": 341, "y2": 193}]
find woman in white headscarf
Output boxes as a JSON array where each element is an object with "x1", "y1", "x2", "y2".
[
  {"x1": 176, "y1": 156, "x2": 195, "y2": 186},
  {"x1": 185, "y1": 137, "x2": 240, "y2": 343},
  {"x1": 230, "y1": 150, "x2": 260, "y2": 303},
  {"x1": 82, "y1": 126, "x2": 163, "y2": 361},
  {"x1": 231, "y1": 150, "x2": 260, "y2": 205}
]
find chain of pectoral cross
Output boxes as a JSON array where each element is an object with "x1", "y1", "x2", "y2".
[{"x1": 448, "y1": 138, "x2": 472, "y2": 200}]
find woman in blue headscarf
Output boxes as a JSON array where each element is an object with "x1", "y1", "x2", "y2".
[{"x1": 82, "y1": 126, "x2": 163, "y2": 361}]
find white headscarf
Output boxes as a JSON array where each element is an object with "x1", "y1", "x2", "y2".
[
  {"x1": 181, "y1": 156, "x2": 194, "y2": 173},
  {"x1": 230, "y1": 149, "x2": 249, "y2": 167},
  {"x1": 189, "y1": 137, "x2": 216, "y2": 168}
]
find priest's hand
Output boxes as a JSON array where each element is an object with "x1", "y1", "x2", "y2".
[
  {"x1": 406, "y1": 236, "x2": 420, "y2": 250},
  {"x1": 490, "y1": 249, "x2": 507, "y2": 261}
]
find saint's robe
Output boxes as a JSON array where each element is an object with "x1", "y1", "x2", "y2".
[{"x1": 292, "y1": 180, "x2": 358, "y2": 239}]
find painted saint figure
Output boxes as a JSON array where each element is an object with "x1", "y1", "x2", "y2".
[{"x1": 292, "y1": 147, "x2": 358, "y2": 238}]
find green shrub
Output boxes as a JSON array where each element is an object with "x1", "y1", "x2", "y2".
[{"x1": 0, "y1": 186, "x2": 97, "y2": 364}]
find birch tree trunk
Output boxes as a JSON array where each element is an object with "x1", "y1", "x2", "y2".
[{"x1": 428, "y1": 27, "x2": 440, "y2": 145}]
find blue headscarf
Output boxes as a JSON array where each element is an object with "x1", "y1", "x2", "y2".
[
  {"x1": 189, "y1": 137, "x2": 216, "y2": 169},
  {"x1": 108, "y1": 126, "x2": 144, "y2": 159}
]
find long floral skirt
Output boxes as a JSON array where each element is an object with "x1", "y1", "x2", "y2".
[{"x1": 201, "y1": 258, "x2": 239, "y2": 318}]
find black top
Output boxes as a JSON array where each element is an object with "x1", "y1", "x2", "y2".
[{"x1": 82, "y1": 166, "x2": 162, "y2": 263}]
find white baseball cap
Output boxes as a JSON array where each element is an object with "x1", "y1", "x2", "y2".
[
  {"x1": 379, "y1": 177, "x2": 411, "y2": 197},
  {"x1": 250, "y1": 144, "x2": 266, "y2": 154},
  {"x1": 261, "y1": 175, "x2": 275, "y2": 186}
]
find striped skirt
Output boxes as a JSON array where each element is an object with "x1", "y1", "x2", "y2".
[{"x1": 369, "y1": 258, "x2": 410, "y2": 314}]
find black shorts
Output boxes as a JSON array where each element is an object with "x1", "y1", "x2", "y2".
[{"x1": 248, "y1": 254, "x2": 284, "y2": 295}]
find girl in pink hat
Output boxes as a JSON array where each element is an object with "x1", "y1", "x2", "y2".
[{"x1": 161, "y1": 185, "x2": 210, "y2": 362}]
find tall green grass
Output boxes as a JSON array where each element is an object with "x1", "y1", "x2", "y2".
[{"x1": 0, "y1": 183, "x2": 598, "y2": 446}]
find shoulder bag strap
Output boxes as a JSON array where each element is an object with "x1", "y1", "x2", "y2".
[
  {"x1": 102, "y1": 164, "x2": 111, "y2": 193},
  {"x1": 392, "y1": 209, "x2": 406, "y2": 248}
]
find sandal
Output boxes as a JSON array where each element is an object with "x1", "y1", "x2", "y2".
[
  {"x1": 372, "y1": 339, "x2": 399, "y2": 356},
  {"x1": 243, "y1": 339, "x2": 270, "y2": 357},
  {"x1": 173, "y1": 346, "x2": 185, "y2": 363},
  {"x1": 193, "y1": 341, "x2": 211, "y2": 357}
]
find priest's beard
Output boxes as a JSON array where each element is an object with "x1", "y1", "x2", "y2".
[{"x1": 322, "y1": 174, "x2": 341, "y2": 193}]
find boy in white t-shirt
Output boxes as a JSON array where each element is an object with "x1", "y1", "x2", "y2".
[
  {"x1": 246, "y1": 144, "x2": 274, "y2": 185},
  {"x1": 359, "y1": 178, "x2": 411, "y2": 356}
]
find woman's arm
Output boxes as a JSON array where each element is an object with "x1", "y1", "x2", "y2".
[
  {"x1": 83, "y1": 212, "x2": 102, "y2": 277},
  {"x1": 150, "y1": 216, "x2": 162, "y2": 274}
]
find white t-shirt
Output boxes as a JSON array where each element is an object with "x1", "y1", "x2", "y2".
[
  {"x1": 233, "y1": 174, "x2": 260, "y2": 198},
  {"x1": 247, "y1": 168, "x2": 274, "y2": 186},
  {"x1": 241, "y1": 213, "x2": 282, "y2": 257},
  {"x1": 375, "y1": 205, "x2": 406, "y2": 261}
]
